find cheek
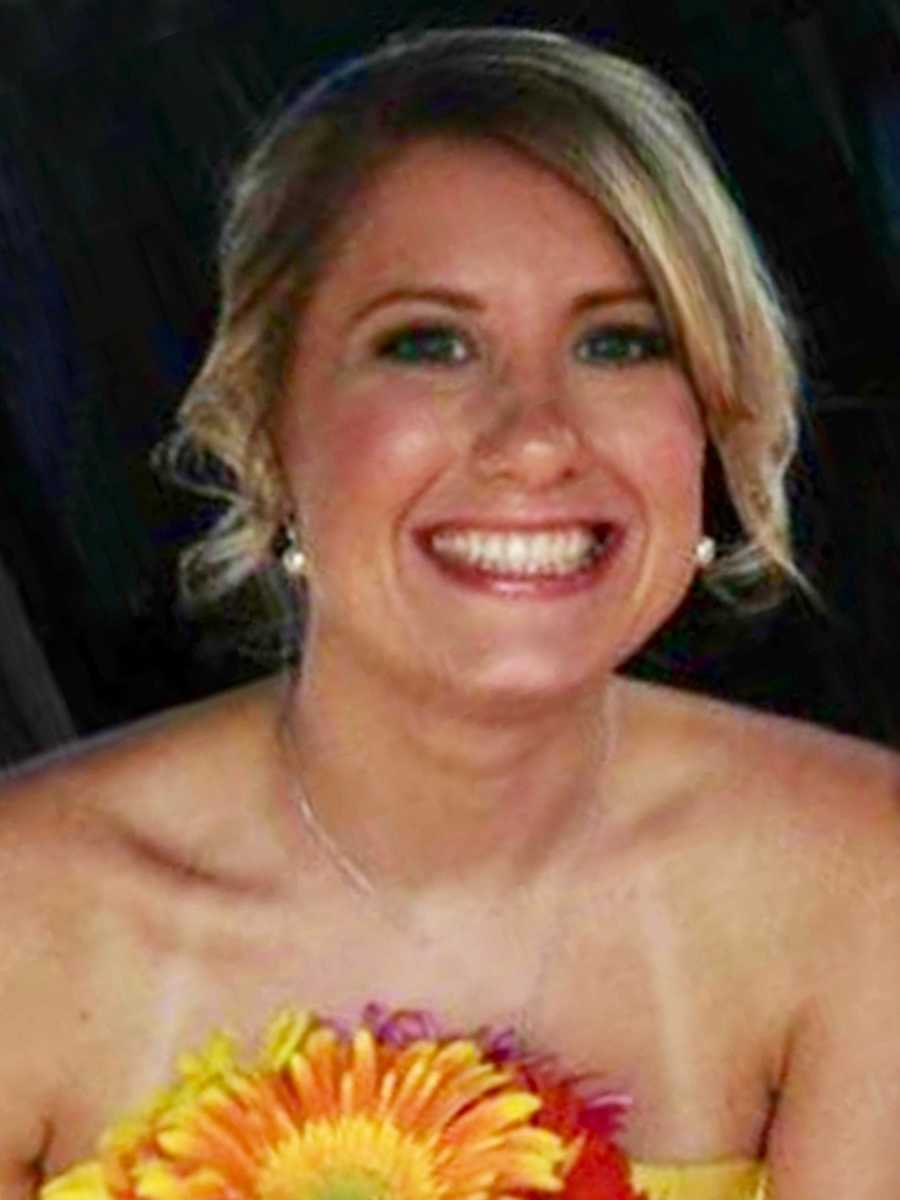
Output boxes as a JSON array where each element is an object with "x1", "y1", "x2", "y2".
[
  {"x1": 600, "y1": 398, "x2": 705, "y2": 511},
  {"x1": 282, "y1": 391, "x2": 452, "y2": 532},
  {"x1": 648, "y1": 425, "x2": 706, "y2": 496}
]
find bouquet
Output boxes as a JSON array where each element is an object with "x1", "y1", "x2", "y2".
[{"x1": 42, "y1": 1003, "x2": 647, "y2": 1199}]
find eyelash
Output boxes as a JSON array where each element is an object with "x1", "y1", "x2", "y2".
[{"x1": 373, "y1": 323, "x2": 671, "y2": 367}]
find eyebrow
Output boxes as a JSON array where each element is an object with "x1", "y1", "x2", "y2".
[{"x1": 346, "y1": 284, "x2": 656, "y2": 328}]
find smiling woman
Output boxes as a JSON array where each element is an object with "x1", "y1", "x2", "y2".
[{"x1": 3, "y1": 24, "x2": 900, "y2": 1200}]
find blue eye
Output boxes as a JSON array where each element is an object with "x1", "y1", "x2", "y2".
[
  {"x1": 376, "y1": 325, "x2": 469, "y2": 365},
  {"x1": 576, "y1": 327, "x2": 670, "y2": 365}
]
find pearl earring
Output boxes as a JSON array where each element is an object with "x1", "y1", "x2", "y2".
[
  {"x1": 279, "y1": 521, "x2": 308, "y2": 579},
  {"x1": 695, "y1": 535, "x2": 716, "y2": 568}
]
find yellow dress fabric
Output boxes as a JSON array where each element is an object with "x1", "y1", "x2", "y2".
[{"x1": 629, "y1": 1156, "x2": 769, "y2": 1200}]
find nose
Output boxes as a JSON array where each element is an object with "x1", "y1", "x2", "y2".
[{"x1": 470, "y1": 379, "x2": 592, "y2": 490}]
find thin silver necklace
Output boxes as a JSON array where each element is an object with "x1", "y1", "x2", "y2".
[{"x1": 275, "y1": 674, "x2": 619, "y2": 1041}]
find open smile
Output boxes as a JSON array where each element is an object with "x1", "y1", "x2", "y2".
[{"x1": 415, "y1": 522, "x2": 623, "y2": 598}]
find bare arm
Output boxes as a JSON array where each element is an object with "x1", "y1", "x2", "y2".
[
  {"x1": 0, "y1": 1111, "x2": 50, "y2": 1199},
  {"x1": 765, "y1": 757, "x2": 900, "y2": 1197},
  {"x1": 0, "y1": 996, "x2": 57, "y2": 1195},
  {"x1": 0, "y1": 787, "x2": 74, "y2": 1197}
]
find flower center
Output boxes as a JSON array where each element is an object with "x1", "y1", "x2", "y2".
[
  {"x1": 308, "y1": 1167, "x2": 393, "y2": 1199},
  {"x1": 257, "y1": 1117, "x2": 441, "y2": 1200}
]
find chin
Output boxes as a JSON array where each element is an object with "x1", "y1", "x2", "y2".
[{"x1": 430, "y1": 646, "x2": 613, "y2": 715}]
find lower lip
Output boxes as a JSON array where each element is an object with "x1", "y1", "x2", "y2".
[{"x1": 417, "y1": 528, "x2": 623, "y2": 599}]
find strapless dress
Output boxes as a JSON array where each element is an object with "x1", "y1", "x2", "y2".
[{"x1": 628, "y1": 1156, "x2": 769, "y2": 1199}]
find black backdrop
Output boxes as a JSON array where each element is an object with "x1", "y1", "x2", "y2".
[{"x1": 1, "y1": 0, "x2": 899, "y2": 766}]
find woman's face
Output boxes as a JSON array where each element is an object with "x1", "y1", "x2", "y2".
[{"x1": 273, "y1": 137, "x2": 706, "y2": 706}]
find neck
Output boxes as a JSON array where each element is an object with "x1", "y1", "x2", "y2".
[{"x1": 274, "y1": 643, "x2": 630, "y2": 910}]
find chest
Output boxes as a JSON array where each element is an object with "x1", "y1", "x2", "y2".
[{"x1": 43, "y1": 828, "x2": 787, "y2": 1178}]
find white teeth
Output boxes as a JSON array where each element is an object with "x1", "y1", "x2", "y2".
[
  {"x1": 507, "y1": 534, "x2": 528, "y2": 569},
  {"x1": 429, "y1": 526, "x2": 603, "y2": 576}
]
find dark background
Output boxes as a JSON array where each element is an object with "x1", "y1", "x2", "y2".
[{"x1": 1, "y1": 0, "x2": 899, "y2": 768}]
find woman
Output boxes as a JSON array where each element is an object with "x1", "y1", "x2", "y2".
[{"x1": 2, "y1": 26, "x2": 899, "y2": 1200}]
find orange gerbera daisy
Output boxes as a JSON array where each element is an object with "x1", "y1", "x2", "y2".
[{"x1": 41, "y1": 1005, "x2": 645, "y2": 1200}]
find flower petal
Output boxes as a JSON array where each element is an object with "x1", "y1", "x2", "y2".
[
  {"x1": 260, "y1": 1009, "x2": 315, "y2": 1071},
  {"x1": 40, "y1": 1163, "x2": 111, "y2": 1200}
]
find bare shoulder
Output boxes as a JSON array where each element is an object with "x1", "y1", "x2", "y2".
[
  {"x1": 0, "y1": 742, "x2": 133, "y2": 1194},
  {"x1": 0, "y1": 671, "x2": 288, "y2": 884},
  {"x1": 692, "y1": 684, "x2": 900, "y2": 837},
  {"x1": 628, "y1": 674, "x2": 900, "y2": 824},
  {"x1": 0, "y1": 674, "x2": 288, "y2": 1191},
  {"x1": 652, "y1": 690, "x2": 900, "y2": 1195},
  {"x1": 634, "y1": 675, "x2": 900, "y2": 928},
  {"x1": 622, "y1": 676, "x2": 900, "y2": 1098}
]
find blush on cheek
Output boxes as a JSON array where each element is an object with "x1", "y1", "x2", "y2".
[
  {"x1": 653, "y1": 428, "x2": 706, "y2": 480},
  {"x1": 616, "y1": 424, "x2": 703, "y2": 491},
  {"x1": 634, "y1": 389, "x2": 705, "y2": 477},
  {"x1": 293, "y1": 401, "x2": 453, "y2": 532}
]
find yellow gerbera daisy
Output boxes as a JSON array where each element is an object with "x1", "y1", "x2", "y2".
[{"x1": 41, "y1": 1009, "x2": 577, "y2": 1200}]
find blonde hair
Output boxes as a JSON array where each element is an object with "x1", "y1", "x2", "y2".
[{"x1": 153, "y1": 25, "x2": 819, "y2": 660}]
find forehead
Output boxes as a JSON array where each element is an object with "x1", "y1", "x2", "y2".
[{"x1": 315, "y1": 136, "x2": 649, "y2": 299}]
